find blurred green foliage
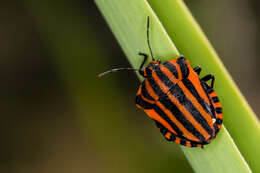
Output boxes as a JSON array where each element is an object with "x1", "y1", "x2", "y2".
[{"x1": 24, "y1": 0, "x2": 192, "y2": 172}]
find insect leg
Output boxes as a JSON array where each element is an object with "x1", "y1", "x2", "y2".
[
  {"x1": 138, "y1": 53, "x2": 148, "y2": 77},
  {"x1": 201, "y1": 74, "x2": 215, "y2": 88},
  {"x1": 193, "y1": 66, "x2": 201, "y2": 75},
  {"x1": 154, "y1": 120, "x2": 168, "y2": 135}
]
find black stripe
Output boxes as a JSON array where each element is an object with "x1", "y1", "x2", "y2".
[
  {"x1": 201, "y1": 82, "x2": 217, "y2": 119},
  {"x1": 146, "y1": 70, "x2": 206, "y2": 142},
  {"x1": 154, "y1": 66, "x2": 173, "y2": 89},
  {"x1": 215, "y1": 128, "x2": 220, "y2": 135},
  {"x1": 162, "y1": 61, "x2": 178, "y2": 78},
  {"x1": 207, "y1": 88, "x2": 214, "y2": 94},
  {"x1": 154, "y1": 67, "x2": 213, "y2": 136},
  {"x1": 216, "y1": 118, "x2": 223, "y2": 125},
  {"x1": 153, "y1": 105, "x2": 184, "y2": 136},
  {"x1": 216, "y1": 107, "x2": 222, "y2": 114},
  {"x1": 212, "y1": 96, "x2": 219, "y2": 103},
  {"x1": 165, "y1": 133, "x2": 176, "y2": 142},
  {"x1": 182, "y1": 78, "x2": 212, "y2": 114},
  {"x1": 160, "y1": 129, "x2": 167, "y2": 135},
  {"x1": 169, "y1": 134, "x2": 176, "y2": 141},
  {"x1": 170, "y1": 85, "x2": 213, "y2": 135},
  {"x1": 214, "y1": 118, "x2": 221, "y2": 136},
  {"x1": 177, "y1": 57, "x2": 189, "y2": 78},
  {"x1": 154, "y1": 120, "x2": 166, "y2": 134},
  {"x1": 141, "y1": 81, "x2": 155, "y2": 101},
  {"x1": 154, "y1": 120, "x2": 177, "y2": 142},
  {"x1": 146, "y1": 69, "x2": 162, "y2": 96},
  {"x1": 135, "y1": 95, "x2": 153, "y2": 109},
  {"x1": 180, "y1": 139, "x2": 187, "y2": 146},
  {"x1": 213, "y1": 122, "x2": 218, "y2": 136},
  {"x1": 158, "y1": 98, "x2": 206, "y2": 142},
  {"x1": 154, "y1": 120, "x2": 169, "y2": 136},
  {"x1": 190, "y1": 141, "x2": 198, "y2": 147}
]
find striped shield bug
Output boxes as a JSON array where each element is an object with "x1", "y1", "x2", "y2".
[{"x1": 99, "y1": 17, "x2": 223, "y2": 148}]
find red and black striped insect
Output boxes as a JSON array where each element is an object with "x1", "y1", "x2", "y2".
[{"x1": 99, "y1": 17, "x2": 223, "y2": 147}]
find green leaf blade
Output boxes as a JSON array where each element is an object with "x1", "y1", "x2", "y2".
[
  {"x1": 95, "y1": 0, "x2": 252, "y2": 172},
  {"x1": 182, "y1": 126, "x2": 251, "y2": 172}
]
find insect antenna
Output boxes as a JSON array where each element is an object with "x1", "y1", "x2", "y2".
[
  {"x1": 98, "y1": 67, "x2": 139, "y2": 77},
  {"x1": 146, "y1": 16, "x2": 154, "y2": 60},
  {"x1": 99, "y1": 16, "x2": 153, "y2": 78}
]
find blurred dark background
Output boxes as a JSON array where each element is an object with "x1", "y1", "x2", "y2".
[{"x1": 1, "y1": 0, "x2": 260, "y2": 173}]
